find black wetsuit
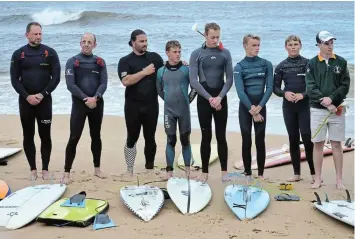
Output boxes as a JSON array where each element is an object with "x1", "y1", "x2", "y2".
[
  {"x1": 189, "y1": 45, "x2": 234, "y2": 173},
  {"x1": 10, "y1": 44, "x2": 60, "y2": 171},
  {"x1": 274, "y1": 55, "x2": 314, "y2": 176},
  {"x1": 64, "y1": 53, "x2": 108, "y2": 172},
  {"x1": 118, "y1": 51, "x2": 164, "y2": 170}
]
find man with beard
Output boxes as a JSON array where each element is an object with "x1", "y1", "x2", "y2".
[
  {"x1": 10, "y1": 22, "x2": 61, "y2": 180},
  {"x1": 61, "y1": 33, "x2": 108, "y2": 185},
  {"x1": 118, "y1": 29, "x2": 164, "y2": 176}
]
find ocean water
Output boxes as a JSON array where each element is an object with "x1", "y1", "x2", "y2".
[{"x1": 0, "y1": 1, "x2": 353, "y2": 137}]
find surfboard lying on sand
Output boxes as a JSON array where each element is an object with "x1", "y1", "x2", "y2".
[
  {"x1": 0, "y1": 183, "x2": 66, "y2": 230},
  {"x1": 0, "y1": 148, "x2": 22, "y2": 163},
  {"x1": 224, "y1": 184, "x2": 270, "y2": 220},
  {"x1": 167, "y1": 177, "x2": 212, "y2": 214},
  {"x1": 120, "y1": 185, "x2": 164, "y2": 222},
  {"x1": 234, "y1": 139, "x2": 354, "y2": 170},
  {"x1": 177, "y1": 143, "x2": 218, "y2": 169},
  {"x1": 313, "y1": 190, "x2": 354, "y2": 227}
]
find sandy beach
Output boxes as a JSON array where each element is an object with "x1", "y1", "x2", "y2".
[{"x1": 0, "y1": 114, "x2": 354, "y2": 239}]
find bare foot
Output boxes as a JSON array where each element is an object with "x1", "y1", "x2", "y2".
[
  {"x1": 60, "y1": 172, "x2": 73, "y2": 185},
  {"x1": 287, "y1": 175, "x2": 302, "y2": 182},
  {"x1": 311, "y1": 180, "x2": 322, "y2": 189},
  {"x1": 197, "y1": 173, "x2": 208, "y2": 183},
  {"x1": 42, "y1": 170, "x2": 51, "y2": 180},
  {"x1": 336, "y1": 180, "x2": 346, "y2": 190},
  {"x1": 120, "y1": 171, "x2": 134, "y2": 178},
  {"x1": 160, "y1": 171, "x2": 173, "y2": 181},
  {"x1": 221, "y1": 171, "x2": 231, "y2": 183},
  {"x1": 94, "y1": 168, "x2": 107, "y2": 179},
  {"x1": 30, "y1": 170, "x2": 38, "y2": 181},
  {"x1": 257, "y1": 175, "x2": 268, "y2": 181}
]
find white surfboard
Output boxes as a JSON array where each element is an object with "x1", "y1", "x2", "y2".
[
  {"x1": 167, "y1": 177, "x2": 212, "y2": 214},
  {"x1": 313, "y1": 191, "x2": 354, "y2": 226},
  {"x1": 0, "y1": 183, "x2": 66, "y2": 230},
  {"x1": 224, "y1": 185, "x2": 270, "y2": 220},
  {"x1": 0, "y1": 148, "x2": 22, "y2": 160},
  {"x1": 120, "y1": 185, "x2": 164, "y2": 222},
  {"x1": 177, "y1": 144, "x2": 218, "y2": 169}
]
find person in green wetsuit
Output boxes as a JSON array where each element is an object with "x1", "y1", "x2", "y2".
[{"x1": 156, "y1": 40, "x2": 197, "y2": 180}]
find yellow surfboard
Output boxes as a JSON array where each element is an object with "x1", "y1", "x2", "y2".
[{"x1": 177, "y1": 143, "x2": 219, "y2": 169}]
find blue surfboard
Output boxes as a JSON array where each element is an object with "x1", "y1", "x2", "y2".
[{"x1": 224, "y1": 184, "x2": 270, "y2": 220}]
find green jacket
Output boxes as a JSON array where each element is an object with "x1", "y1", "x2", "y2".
[{"x1": 305, "y1": 53, "x2": 350, "y2": 108}]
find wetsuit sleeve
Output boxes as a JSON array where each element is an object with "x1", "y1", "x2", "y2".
[
  {"x1": 117, "y1": 58, "x2": 132, "y2": 81},
  {"x1": 329, "y1": 61, "x2": 350, "y2": 103},
  {"x1": 10, "y1": 50, "x2": 29, "y2": 99},
  {"x1": 305, "y1": 61, "x2": 323, "y2": 103},
  {"x1": 258, "y1": 60, "x2": 273, "y2": 107},
  {"x1": 189, "y1": 50, "x2": 212, "y2": 100},
  {"x1": 41, "y1": 48, "x2": 61, "y2": 98},
  {"x1": 234, "y1": 63, "x2": 252, "y2": 110},
  {"x1": 65, "y1": 58, "x2": 88, "y2": 100},
  {"x1": 95, "y1": 58, "x2": 108, "y2": 97},
  {"x1": 188, "y1": 88, "x2": 197, "y2": 103},
  {"x1": 273, "y1": 64, "x2": 285, "y2": 97},
  {"x1": 156, "y1": 67, "x2": 164, "y2": 100},
  {"x1": 218, "y1": 50, "x2": 234, "y2": 99},
  {"x1": 155, "y1": 53, "x2": 164, "y2": 70}
]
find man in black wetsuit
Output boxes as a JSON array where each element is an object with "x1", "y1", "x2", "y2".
[
  {"x1": 61, "y1": 33, "x2": 108, "y2": 185},
  {"x1": 189, "y1": 23, "x2": 234, "y2": 183},
  {"x1": 10, "y1": 22, "x2": 61, "y2": 180},
  {"x1": 118, "y1": 30, "x2": 164, "y2": 176},
  {"x1": 273, "y1": 35, "x2": 315, "y2": 183}
]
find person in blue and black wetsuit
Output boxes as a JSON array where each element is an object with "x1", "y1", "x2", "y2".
[
  {"x1": 156, "y1": 40, "x2": 197, "y2": 180},
  {"x1": 189, "y1": 22, "x2": 234, "y2": 183},
  {"x1": 10, "y1": 22, "x2": 61, "y2": 181},
  {"x1": 274, "y1": 35, "x2": 315, "y2": 183},
  {"x1": 234, "y1": 34, "x2": 273, "y2": 181},
  {"x1": 61, "y1": 32, "x2": 108, "y2": 185}
]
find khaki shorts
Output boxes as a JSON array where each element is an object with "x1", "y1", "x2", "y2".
[{"x1": 310, "y1": 107, "x2": 346, "y2": 143}]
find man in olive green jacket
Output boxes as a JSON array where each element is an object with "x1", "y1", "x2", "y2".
[{"x1": 305, "y1": 30, "x2": 350, "y2": 190}]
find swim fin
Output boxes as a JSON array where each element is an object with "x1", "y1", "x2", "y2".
[
  {"x1": 93, "y1": 213, "x2": 117, "y2": 230},
  {"x1": 60, "y1": 191, "x2": 86, "y2": 208}
]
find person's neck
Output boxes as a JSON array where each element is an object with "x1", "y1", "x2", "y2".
[
  {"x1": 205, "y1": 42, "x2": 216, "y2": 49},
  {"x1": 168, "y1": 60, "x2": 179, "y2": 66},
  {"x1": 246, "y1": 53, "x2": 257, "y2": 57},
  {"x1": 133, "y1": 48, "x2": 145, "y2": 56},
  {"x1": 28, "y1": 43, "x2": 40, "y2": 48},
  {"x1": 288, "y1": 54, "x2": 300, "y2": 58},
  {"x1": 320, "y1": 52, "x2": 331, "y2": 60},
  {"x1": 81, "y1": 52, "x2": 93, "y2": 56}
]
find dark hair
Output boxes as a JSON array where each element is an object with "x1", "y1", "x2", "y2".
[
  {"x1": 165, "y1": 40, "x2": 181, "y2": 52},
  {"x1": 26, "y1": 22, "x2": 42, "y2": 33},
  {"x1": 204, "y1": 22, "x2": 220, "y2": 34},
  {"x1": 285, "y1": 35, "x2": 302, "y2": 46},
  {"x1": 128, "y1": 29, "x2": 146, "y2": 46}
]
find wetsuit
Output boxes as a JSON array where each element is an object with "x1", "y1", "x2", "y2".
[
  {"x1": 234, "y1": 56, "x2": 273, "y2": 176},
  {"x1": 118, "y1": 51, "x2": 164, "y2": 172},
  {"x1": 10, "y1": 44, "x2": 60, "y2": 171},
  {"x1": 64, "y1": 53, "x2": 108, "y2": 172},
  {"x1": 274, "y1": 55, "x2": 315, "y2": 176},
  {"x1": 189, "y1": 44, "x2": 234, "y2": 173},
  {"x1": 156, "y1": 61, "x2": 197, "y2": 171}
]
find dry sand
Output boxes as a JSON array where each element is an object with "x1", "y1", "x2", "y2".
[{"x1": 0, "y1": 114, "x2": 354, "y2": 239}]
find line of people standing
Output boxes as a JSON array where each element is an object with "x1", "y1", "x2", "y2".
[{"x1": 10, "y1": 22, "x2": 350, "y2": 189}]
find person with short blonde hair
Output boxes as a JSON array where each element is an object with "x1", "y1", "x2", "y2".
[{"x1": 274, "y1": 35, "x2": 314, "y2": 183}]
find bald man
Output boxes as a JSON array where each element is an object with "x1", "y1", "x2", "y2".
[{"x1": 61, "y1": 33, "x2": 108, "y2": 184}]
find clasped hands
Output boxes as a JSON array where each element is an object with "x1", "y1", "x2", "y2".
[
  {"x1": 249, "y1": 105, "x2": 264, "y2": 123},
  {"x1": 26, "y1": 93, "x2": 44, "y2": 105},
  {"x1": 284, "y1": 91, "x2": 304, "y2": 103},
  {"x1": 319, "y1": 96, "x2": 337, "y2": 113},
  {"x1": 209, "y1": 96, "x2": 222, "y2": 111},
  {"x1": 84, "y1": 97, "x2": 98, "y2": 109}
]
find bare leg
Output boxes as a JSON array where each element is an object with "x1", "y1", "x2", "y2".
[
  {"x1": 330, "y1": 140, "x2": 345, "y2": 190},
  {"x1": 311, "y1": 141, "x2": 325, "y2": 189}
]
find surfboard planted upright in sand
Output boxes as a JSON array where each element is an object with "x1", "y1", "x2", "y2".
[
  {"x1": 120, "y1": 185, "x2": 164, "y2": 222},
  {"x1": 167, "y1": 177, "x2": 212, "y2": 214}
]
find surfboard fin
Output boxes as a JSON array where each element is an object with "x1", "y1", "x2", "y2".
[
  {"x1": 314, "y1": 192, "x2": 322, "y2": 205},
  {"x1": 345, "y1": 189, "x2": 352, "y2": 203},
  {"x1": 61, "y1": 191, "x2": 86, "y2": 208},
  {"x1": 93, "y1": 213, "x2": 116, "y2": 230}
]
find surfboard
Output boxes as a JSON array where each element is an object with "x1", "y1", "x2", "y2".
[
  {"x1": 167, "y1": 177, "x2": 212, "y2": 214},
  {"x1": 37, "y1": 198, "x2": 109, "y2": 227},
  {"x1": 0, "y1": 180, "x2": 11, "y2": 200},
  {"x1": 313, "y1": 190, "x2": 354, "y2": 227},
  {"x1": 224, "y1": 184, "x2": 270, "y2": 220},
  {"x1": 0, "y1": 183, "x2": 66, "y2": 230},
  {"x1": 0, "y1": 148, "x2": 22, "y2": 162},
  {"x1": 177, "y1": 143, "x2": 218, "y2": 169},
  {"x1": 120, "y1": 185, "x2": 164, "y2": 222}
]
